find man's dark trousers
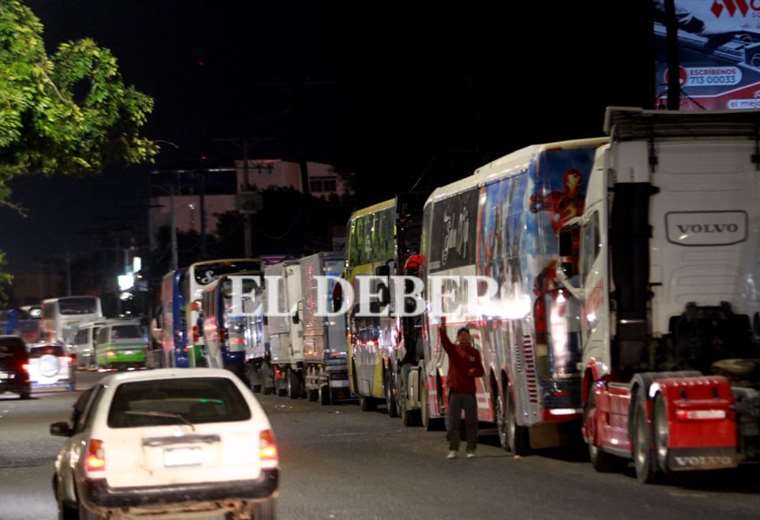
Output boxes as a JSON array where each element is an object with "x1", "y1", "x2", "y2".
[{"x1": 447, "y1": 391, "x2": 478, "y2": 451}]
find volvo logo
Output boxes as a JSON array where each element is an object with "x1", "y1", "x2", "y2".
[
  {"x1": 666, "y1": 211, "x2": 748, "y2": 246},
  {"x1": 676, "y1": 223, "x2": 740, "y2": 234}
]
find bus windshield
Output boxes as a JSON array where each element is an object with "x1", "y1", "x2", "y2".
[
  {"x1": 59, "y1": 297, "x2": 98, "y2": 315},
  {"x1": 194, "y1": 261, "x2": 261, "y2": 285}
]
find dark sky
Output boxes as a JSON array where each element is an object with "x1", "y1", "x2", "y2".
[{"x1": 0, "y1": 1, "x2": 653, "y2": 273}]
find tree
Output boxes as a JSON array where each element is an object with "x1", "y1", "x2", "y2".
[{"x1": 0, "y1": 0, "x2": 157, "y2": 205}]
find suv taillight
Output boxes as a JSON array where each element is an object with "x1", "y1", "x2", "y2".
[
  {"x1": 259, "y1": 429, "x2": 278, "y2": 469},
  {"x1": 85, "y1": 439, "x2": 106, "y2": 475}
]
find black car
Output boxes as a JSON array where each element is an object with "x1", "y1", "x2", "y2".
[{"x1": 0, "y1": 335, "x2": 31, "y2": 399}]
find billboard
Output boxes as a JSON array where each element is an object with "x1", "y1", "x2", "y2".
[{"x1": 654, "y1": 0, "x2": 760, "y2": 110}]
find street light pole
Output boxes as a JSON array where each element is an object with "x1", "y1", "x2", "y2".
[{"x1": 199, "y1": 170, "x2": 207, "y2": 259}]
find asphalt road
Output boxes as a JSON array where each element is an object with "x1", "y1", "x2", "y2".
[{"x1": 3, "y1": 372, "x2": 760, "y2": 520}]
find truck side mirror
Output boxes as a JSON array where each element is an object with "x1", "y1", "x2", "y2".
[
  {"x1": 292, "y1": 311, "x2": 300, "y2": 325},
  {"x1": 332, "y1": 284, "x2": 343, "y2": 313},
  {"x1": 375, "y1": 264, "x2": 390, "y2": 277},
  {"x1": 559, "y1": 226, "x2": 577, "y2": 257}
]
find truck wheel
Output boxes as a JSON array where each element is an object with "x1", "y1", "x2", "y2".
[
  {"x1": 505, "y1": 391, "x2": 530, "y2": 455},
  {"x1": 385, "y1": 371, "x2": 399, "y2": 418},
  {"x1": 633, "y1": 395, "x2": 660, "y2": 484},
  {"x1": 287, "y1": 371, "x2": 301, "y2": 400},
  {"x1": 653, "y1": 394, "x2": 670, "y2": 474},
  {"x1": 319, "y1": 383, "x2": 332, "y2": 406},
  {"x1": 360, "y1": 396, "x2": 376, "y2": 412}
]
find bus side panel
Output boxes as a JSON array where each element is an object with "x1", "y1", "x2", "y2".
[{"x1": 424, "y1": 187, "x2": 480, "y2": 419}]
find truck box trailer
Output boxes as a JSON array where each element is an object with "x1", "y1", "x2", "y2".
[
  {"x1": 300, "y1": 252, "x2": 350, "y2": 404},
  {"x1": 559, "y1": 107, "x2": 760, "y2": 482}
]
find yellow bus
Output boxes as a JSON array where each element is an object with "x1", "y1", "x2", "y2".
[{"x1": 344, "y1": 196, "x2": 422, "y2": 413}]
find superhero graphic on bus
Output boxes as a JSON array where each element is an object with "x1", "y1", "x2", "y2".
[{"x1": 528, "y1": 168, "x2": 584, "y2": 234}]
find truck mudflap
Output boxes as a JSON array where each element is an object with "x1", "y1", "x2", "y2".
[
  {"x1": 667, "y1": 448, "x2": 738, "y2": 471},
  {"x1": 651, "y1": 375, "x2": 739, "y2": 471}
]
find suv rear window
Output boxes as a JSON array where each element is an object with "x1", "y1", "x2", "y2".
[
  {"x1": 107, "y1": 377, "x2": 251, "y2": 429},
  {"x1": 29, "y1": 345, "x2": 65, "y2": 358},
  {"x1": 0, "y1": 337, "x2": 27, "y2": 368}
]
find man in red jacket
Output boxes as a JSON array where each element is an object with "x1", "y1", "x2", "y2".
[{"x1": 440, "y1": 317, "x2": 485, "y2": 459}]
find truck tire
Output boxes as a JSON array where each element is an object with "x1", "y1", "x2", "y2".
[
  {"x1": 505, "y1": 391, "x2": 530, "y2": 455},
  {"x1": 653, "y1": 394, "x2": 670, "y2": 474},
  {"x1": 632, "y1": 394, "x2": 660, "y2": 484},
  {"x1": 287, "y1": 370, "x2": 301, "y2": 400}
]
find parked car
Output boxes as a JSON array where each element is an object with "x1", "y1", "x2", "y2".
[
  {"x1": 51, "y1": 368, "x2": 279, "y2": 519},
  {"x1": 0, "y1": 335, "x2": 31, "y2": 399},
  {"x1": 27, "y1": 343, "x2": 75, "y2": 391},
  {"x1": 94, "y1": 320, "x2": 149, "y2": 370}
]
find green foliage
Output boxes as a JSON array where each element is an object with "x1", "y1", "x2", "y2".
[
  {"x1": 0, "y1": 0, "x2": 157, "y2": 198},
  {"x1": 0, "y1": 0, "x2": 156, "y2": 293}
]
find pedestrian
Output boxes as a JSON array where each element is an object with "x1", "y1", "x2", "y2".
[{"x1": 439, "y1": 316, "x2": 484, "y2": 459}]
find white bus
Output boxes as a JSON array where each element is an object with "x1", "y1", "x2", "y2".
[
  {"x1": 183, "y1": 259, "x2": 261, "y2": 367},
  {"x1": 41, "y1": 296, "x2": 103, "y2": 350}
]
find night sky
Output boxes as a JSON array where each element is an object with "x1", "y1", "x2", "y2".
[{"x1": 0, "y1": 1, "x2": 653, "y2": 273}]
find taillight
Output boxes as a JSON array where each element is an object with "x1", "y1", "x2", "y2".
[
  {"x1": 85, "y1": 439, "x2": 106, "y2": 474},
  {"x1": 192, "y1": 325, "x2": 200, "y2": 343},
  {"x1": 259, "y1": 429, "x2": 278, "y2": 469},
  {"x1": 63, "y1": 356, "x2": 73, "y2": 364},
  {"x1": 21, "y1": 363, "x2": 29, "y2": 372}
]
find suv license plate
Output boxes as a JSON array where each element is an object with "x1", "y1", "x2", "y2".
[{"x1": 163, "y1": 447, "x2": 203, "y2": 467}]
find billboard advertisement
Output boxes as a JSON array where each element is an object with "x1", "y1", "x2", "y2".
[{"x1": 654, "y1": 0, "x2": 760, "y2": 110}]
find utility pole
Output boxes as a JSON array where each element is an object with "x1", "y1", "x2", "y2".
[
  {"x1": 664, "y1": 0, "x2": 680, "y2": 110},
  {"x1": 65, "y1": 252, "x2": 72, "y2": 297},
  {"x1": 169, "y1": 183, "x2": 178, "y2": 271},
  {"x1": 242, "y1": 140, "x2": 253, "y2": 257},
  {"x1": 199, "y1": 170, "x2": 207, "y2": 259}
]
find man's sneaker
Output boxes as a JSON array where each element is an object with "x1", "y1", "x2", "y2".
[
  {"x1": 447, "y1": 450, "x2": 458, "y2": 459},
  {"x1": 466, "y1": 451, "x2": 476, "y2": 459}
]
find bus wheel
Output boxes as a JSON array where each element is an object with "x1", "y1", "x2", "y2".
[
  {"x1": 399, "y1": 374, "x2": 420, "y2": 427},
  {"x1": 505, "y1": 391, "x2": 530, "y2": 455},
  {"x1": 633, "y1": 395, "x2": 660, "y2": 484},
  {"x1": 360, "y1": 396, "x2": 376, "y2": 412},
  {"x1": 421, "y1": 385, "x2": 443, "y2": 432},
  {"x1": 385, "y1": 371, "x2": 399, "y2": 418},
  {"x1": 495, "y1": 388, "x2": 509, "y2": 451},
  {"x1": 319, "y1": 382, "x2": 332, "y2": 406}
]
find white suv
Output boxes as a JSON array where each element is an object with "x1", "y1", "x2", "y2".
[
  {"x1": 28, "y1": 343, "x2": 75, "y2": 391},
  {"x1": 51, "y1": 368, "x2": 279, "y2": 519}
]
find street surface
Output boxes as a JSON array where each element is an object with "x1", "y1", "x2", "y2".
[{"x1": 2, "y1": 372, "x2": 760, "y2": 520}]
